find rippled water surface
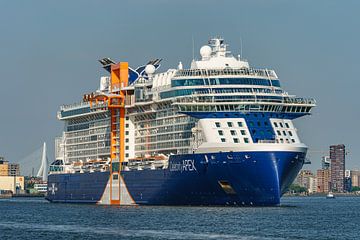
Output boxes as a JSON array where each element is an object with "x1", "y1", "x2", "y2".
[{"x1": 0, "y1": 197, "x2": 359, "y2": 240}]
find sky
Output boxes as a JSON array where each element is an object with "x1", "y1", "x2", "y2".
[{"x1": 0, "y1": 0, "x2": 359, "y2": 173}]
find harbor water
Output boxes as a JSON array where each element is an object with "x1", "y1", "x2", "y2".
[{"x1": 0, "y1": 196, "x2": 359, "y2": 240}]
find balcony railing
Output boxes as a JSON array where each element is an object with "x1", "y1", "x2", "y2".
[{"x1": 174, "y1": 68, "x2": 278, "y2": 79}]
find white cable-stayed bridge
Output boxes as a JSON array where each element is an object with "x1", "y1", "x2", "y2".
[{"x1": 15, "y1": 142, "x2": 48, "y2": 181}]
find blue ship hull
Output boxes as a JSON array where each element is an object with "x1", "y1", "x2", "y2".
[{"x1": 46, "y1": 151, "x2": 305, "y2": 206}]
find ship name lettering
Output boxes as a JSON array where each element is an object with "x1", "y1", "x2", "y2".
[{"x1": 182, "y1": 160, "x2": 197, "y2": 172}]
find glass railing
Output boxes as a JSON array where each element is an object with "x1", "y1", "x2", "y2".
[{"x1": 174, "y1": 68, "x2": 277, "y2": 79}]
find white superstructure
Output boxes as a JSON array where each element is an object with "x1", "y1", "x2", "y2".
[{"x1": 54, "y1": 37, "x2": 315, "y2": 168}]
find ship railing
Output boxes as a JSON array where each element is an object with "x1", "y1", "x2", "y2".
[
  {"x1": 174, "y1": 68, "x2": 277, "y2": 79},
  {"x1": 192, "y1": 88, "x2": 284, "y2": 95},
  {"x1": 60, "y1": 101, "x2": 90, "y2": 111},
  {"x1": 175, "y1": 94, "x2": 316, "y2": 105},
  {"x1": 257, "y1": 139, "x2": 277, "y2": 144}
]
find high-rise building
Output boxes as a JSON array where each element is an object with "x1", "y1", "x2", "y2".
[
  {"x1": 317, "y1": 169, "x2": 330, "y2": 193},
  {"x1": 330, "y1": 144, "x2": 345, "y2": 192}
]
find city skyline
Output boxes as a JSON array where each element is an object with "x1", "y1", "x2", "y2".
[{"x1": 0, "y1": 0, "x2": 360, "y2": 172}]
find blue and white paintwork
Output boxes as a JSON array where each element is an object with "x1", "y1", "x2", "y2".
[
  {"x1": 48, "y1": 37, "x2": 315, "y2": 206},
  {"x1": 47, "y1": 146, "x2": 305, "y2": 206}
]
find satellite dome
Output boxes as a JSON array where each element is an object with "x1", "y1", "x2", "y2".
[
  {"x1": 200, "y1": 45, "x2": 212, "y2": 58},
  {"x1": 145, "y1": 64, "x2": 156, "y2": 75}
]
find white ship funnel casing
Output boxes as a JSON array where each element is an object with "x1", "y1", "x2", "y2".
[
  {"x1": 37, "y1": 142, "x2": 48, "y2": 182},
  {"x1": 100, "y1": 76, "x2": 110, "y2": 92}
]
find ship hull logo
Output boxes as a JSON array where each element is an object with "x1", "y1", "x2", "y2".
[{"x1": 49, "y1": 183, "x2": 58, "y2": 195}]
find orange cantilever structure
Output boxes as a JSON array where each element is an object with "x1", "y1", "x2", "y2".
[
  {"x1": 86, "y1": 62, "x2": 128, "y2": 205},
  {"x1": 108, "y1": 62, "x2": 128, "y2": 204}
]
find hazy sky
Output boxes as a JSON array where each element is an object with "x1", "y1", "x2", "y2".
[{"x1": 0, "y1": 0, "x2": 359, "y2": 172}]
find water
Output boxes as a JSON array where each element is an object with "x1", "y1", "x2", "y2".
[{"x1": 0, "y1": 197, "x2": 359, "y2": 240}]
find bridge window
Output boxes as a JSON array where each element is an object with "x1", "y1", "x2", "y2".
[
  {"x1": 274, "y1": 122, "x2": 278, "y2": 127},
  {"x1": 288, "y1": 131, "x2": 293, "y2": 136},
  {"x1": 230, "y1": 130, "x2": 237, "y2": 136},
  {"x1": 285, "y1": 123, "x2": 290, "y2": 128},
  {"x1": 277, "y1": 130, "x2": 281, "y2": 135},
  {"x1": 283, "y1": 131, "x2": 287, "y2": 136},
  {"x1": 240, "y1": 130, "x2": 246, "y2": 135},
  {"x1": 233, "y1": 138, "x2": 239, "y2": 143},
  {"x1": 244, "y1": 138, "x2": 249, "y2": 143},
  {"x1": 237, "y1": 122, "x2": 243, "y2": 127},
  {"x1": 215, "y1": 122, "x2": 221, "y2": 128},
  {"x1": 291, "y1": 139, "x2": 296, "y2": 143},
  {"x1": 227, "y1": 122, "x2": 233, "y2": 127},
  {"x1": 218, "y1": 130, "x2": 224, "y2": 136},
  {"x1": 221, "y1": 138, "x2": 226, "y2": 143},
  {"x1": 279, "y1": 123, "x2": 283, "y2": 128}
]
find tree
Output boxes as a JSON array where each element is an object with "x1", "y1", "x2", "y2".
[{"x1": 288, "y1": 184, "x2": 308, "y2": 194}]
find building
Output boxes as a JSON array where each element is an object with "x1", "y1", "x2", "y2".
[
  {"x1": 317, "y1": 169, "x2": 330, "y2": 193},
  {"x1": 8, "y1": 163, "x2": 20, "y2": 176},
  {"x1": 308, "y1": 176, "x2": 318, "y2": 193},
  {"x1": 330, "y1": 144, "x2": 345, "y2": 192},
  {"x1": 0, "y1": 157, "x2": 9, "y2": 176},
  {"x1": 0, "y1": 176, "x2": 24, "y2": 193},
  {"x1": 321, "y1": 156, "x2": 330, "y2": 170},
  {"x1": 295, "y1": 170, "x2": 316, "y2": 193},
  {"x1": 0, "y1": 157, "x2": 24, "y2": 193},
  {"x1": 0, "y1": 157, "x2": 20, "y2": 176},
  {"x1": 34, "y1": 183, "x2": 47, "y2": 193},
  {"x1": 350, "y1": 170, "x2": 360, "y2": 187}
]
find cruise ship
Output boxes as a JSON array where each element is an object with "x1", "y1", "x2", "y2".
[{"x1": 46, "y1": 38, "x2": 316, "y2": 206}]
